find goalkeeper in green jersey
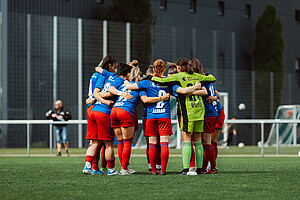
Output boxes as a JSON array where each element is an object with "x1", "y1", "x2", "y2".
[{"x1": 152, "y1": 57, "x2": 216, "y2": 175}]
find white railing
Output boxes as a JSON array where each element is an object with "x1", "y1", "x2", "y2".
[{"x1": 0, "y1": 119, "x2": 299, "y2": 157}]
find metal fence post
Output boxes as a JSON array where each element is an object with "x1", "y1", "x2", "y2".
[
  {"x1": 270, "y1": 72, "x2": 274, "y2": 118},
  {"x1": 27, "y1": 123, "x2": 30, "y2": 157},
  {"x1": 103, "y1": 20, "x2": 107, "y2": 56},
  {"x1": 276, "y1": 123, "x2": 279, "y2": 155},
  {"x1": 50, "y1": 124, "x2": 53, "y2": 155},
  {"x1": 78, "y1": 18, "x2": 83, "y2": 148},
  {"x1": 126, "y1": 22, "x2": 130, "y2": 64},
  {"x1": 261, "y1": 122, "x2": 264, "y2": 157}
]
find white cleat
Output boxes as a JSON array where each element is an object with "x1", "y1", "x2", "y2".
[
  {"x1": 120, "y1": 169, "x2": 131, "y2": 175},
  {"x1": 187, "y1": 171, "x2": 198, "y2": 175},
  {"x1": 107, "y1": 170, "x2": 120, "y2": 175}
]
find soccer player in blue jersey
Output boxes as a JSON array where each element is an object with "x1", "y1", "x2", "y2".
[
  {"x1": 84, "y1": 60, "x2": 133, "y2": 175},
  {"x1": 84, "y1": 55, "x2": 117, "y2": 175},
  {"x1": 124, "y1": 59, "x2": 202, "y2": 175},
  {"x1": 206, "y1": 89, "x2": 224, "y2": 173},
  {"x1": 201, "y1": 81, "x2": 219, "y2": 173}
]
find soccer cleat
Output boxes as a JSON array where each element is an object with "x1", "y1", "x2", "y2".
[
  {"x1": 120, "y1": 169, "x2": 131, "y2": 175},
  {"x1": 189, "y1": 167, "x2": 196, "y2": 172},
  {"x1": 107, "y1": 170, "x2": 120, "y2": 175},
  {"x1": 56, "y1": 152, "x2": 61, "y2": 156},
  {"x1": 148, "y1": 168, "x2": 152, "y2": 173},
  {"x1": 101, "y1": 168, "x2": 108, "y2": 174},
  {"x1": 66, "y1": 152, "x2": 70, "y2": 157},
  {"x1": 207, "y1": 168, "x2": 218, "y2": 174},
  {"x1": 151, "y1": 171, "x2": 159, "y2": 175},
  {"x1": 177, "y1": 169, "x2": 189, "y2": 175},
  {"x1": 196, "y1": 169, "x2": 205, "y2": 175},
  {"x1": 92, "y1": 169, "x2": 106, "y2": 175},
  {"x1": 82, "y1": 166, "x2": 92, "y2": 175},
  {"x1": 128, "y1": 168, "x2": 136, "y2": 174},
  {"x1": 160, "y1": 171, "x2": 167, "y2": 175},
  {"x1": 187, "y1": 171, "x2": 197, "y2": 176}
]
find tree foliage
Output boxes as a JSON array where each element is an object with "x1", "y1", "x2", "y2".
[{"x1": 253, "y1": 4, "x2": 285, "y2": 118}]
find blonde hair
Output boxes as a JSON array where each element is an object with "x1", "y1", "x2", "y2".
[
  {"x1": 129, "y1": 66, "x2": 142, "y2": 82},
  {"x1": 146, "y1": 65, "x2": 154, "y2": 75},
  {"x1": 129, "y1": 60, "x2": 139, "y2": 67},
  {"x1": 153, "y1": 59, "x2": 165, "y2": 77}
]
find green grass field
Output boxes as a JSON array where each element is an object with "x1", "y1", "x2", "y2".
[
  {"x1": 0, "y1": 148, "x2": 300, "y2": 199},
  {"x1": 0, "y1": 146, "x2": 300, "y2": 155}
]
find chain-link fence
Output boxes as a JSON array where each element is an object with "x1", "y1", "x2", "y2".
[{"x1": 0, "y1": 12, "x2": 299, "y2": 148}]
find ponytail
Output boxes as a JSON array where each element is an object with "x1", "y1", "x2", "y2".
[
  {"x1": 129, "y1": 66, "x2": 142, "y2": 82},
  {"x1": 153, "y1": 59, "x2": 165, "y2": 77}
]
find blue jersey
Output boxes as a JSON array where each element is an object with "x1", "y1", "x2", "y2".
[
  {"x1": 216, "y1": 94, "x2": 223, "y2": 113},
  {"x1": 202, "y1": 83, "x2": 218, "y2": 117},
  {"x1": 92, "y1": 73, "x2": 124, "y2": 115},
  {"x1": 87, "y1": 72, "x2": 102, "y2": 109},
  {"x1": 139, "y1": 90, "x2": 148, "y2": 119},
  {"x1": 113, "y1": 82, "x2": 143, "y2": 116},
  {"x1": 137, "y1": 79, "x2": 178, "y2": 119}
]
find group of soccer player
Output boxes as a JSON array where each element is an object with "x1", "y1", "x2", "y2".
[{"x1": 82, "y1": 54, "x2": 225, "y2": 175}]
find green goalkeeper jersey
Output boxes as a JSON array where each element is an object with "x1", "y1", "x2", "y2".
[{"x1": 152, "y1": 72, "x2": 216, "y2": 122}]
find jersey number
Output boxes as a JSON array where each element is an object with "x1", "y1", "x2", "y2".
[
  {"x1": 156, "y1": 90, "x2": 166, "y2": 108},
  {"x1": 187, "y1": 83, "x2": 200, "y2": 101}
]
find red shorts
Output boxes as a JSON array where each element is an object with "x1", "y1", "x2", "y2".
[
  {"x1": 86, "y1": 111, "x2": 113, "y2": 141},
  {"x1": 145, "y1": 118, "x2": 173, "y2": 137},
  {"x1": 203, "y1": 116, "x2": 218, "y2": 134},
  {"x1": 143, "y1": 119, "x2": 147, "y2": 134},
  {"x1": 86, "y1": 105, "x2": 93, "y2": 121},
  {"x1": 110, "y1": 107, "x2": 135, "y2": 128},
  {"x1": 215, "y1": 109, "x2": 225, "y2": 129},
  {"x1": 134, "y1": 108, "x2": 138, "y2": 132}
]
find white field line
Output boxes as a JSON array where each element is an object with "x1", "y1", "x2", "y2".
[{"x1": 0, "y1": 154, "x2": 299, "y2": 157}]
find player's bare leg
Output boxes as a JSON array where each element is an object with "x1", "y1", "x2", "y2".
[
  {"x1": 83, "y1": 140, "x2": 101, "y2": 174},
  {"x1": 104, "y1": 140, "x2": 118, "y2": 175}
]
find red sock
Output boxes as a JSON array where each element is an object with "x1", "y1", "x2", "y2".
[
  {"x1": 149, "y1": 143, "x2": 157, "y2": 172},
  {"x1": 146, "y1": 140, "x2": 150, "y2": 165},
  {"x1": 211, "y1": 142, "x2": 218, "y2": 169},
  {"x1": 118, "y1": 140, "x2": 123, "y2": 166},
  {"x1": 85, "y1": 155, "x2": 94, "y2": 165},
  {"x1": 212, "y1": 142, "x2": 218, "y2": 159},
  {"x1": 160, "y1": 142, "x2": 169, "y2": 173},
  {"x1": 92, "y1": 147, "x2": 100, "y2": 171},
  {"x1": 156, "y1": 143, "x2": 161, "y2": 166},
  {"x1": 202, "y1": 144, "x2": 212, "y2": 171},
  {"x1": 190, "y1": 140, "x2": 196, "y2": 168},
  {"x1": 100, "y1": 145, "x2": 106, "y2": 169},
  {"x1": 122, "y1": 138, "x2": 132, "y2": 170},
  {"x1": 106, "y1": 158, "x2": 115, "y2": 169}
]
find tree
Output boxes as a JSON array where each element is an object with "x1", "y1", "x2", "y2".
[{"x1": 253, "y1": 4, "x2": 285, "y2": 118}]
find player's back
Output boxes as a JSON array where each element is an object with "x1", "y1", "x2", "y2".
[
  {"x1": 203, "y1": 83, "x2": 218, "y2": 117},
  {"x1": 92, "y1": 73, "x2": 119, "y2": 114},
  {"x1": 145, "y1": 80, "x2": 171, "y2": 119},
  {"x1": 113, "y1": 82, "x2": 141, "y2": 116}
]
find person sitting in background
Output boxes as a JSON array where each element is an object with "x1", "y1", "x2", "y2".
[{"x1": 46, "y1": 100, "x2": 72, "y2": 156}]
